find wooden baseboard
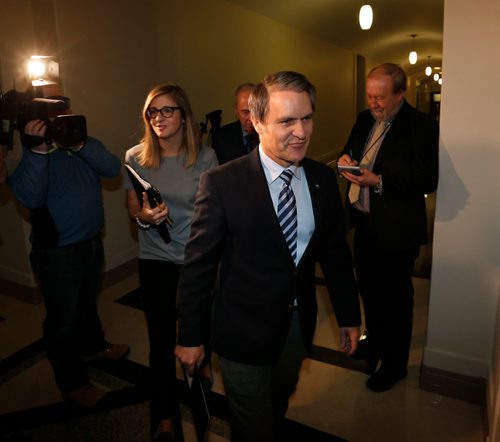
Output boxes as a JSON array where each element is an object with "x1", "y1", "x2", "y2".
[
  {"x1": 0, "y1": 279, "x2": 43, "y2": 305},
  {"x1": 0, "y1": 258, "x2": 138, "y2": 305},
  {"x1": 420, "y1": 365, "x2": 486, "y2": 406},
  {"x1": 102, "y1": 258, "x2": 138, "y2": 289}
]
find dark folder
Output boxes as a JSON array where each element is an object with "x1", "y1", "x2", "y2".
[
  {"x1": 124, "y1": 163, "x2": 171, "y2": 244},
  {"x1": 183, "y1": 368, "x2": 210, "y2": 442}
]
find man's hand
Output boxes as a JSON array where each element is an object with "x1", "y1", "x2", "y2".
[
  {"x1": 337, "y1": 153, "x2": 358, "y2": 167},
  {"x1": 175, "y1": 345, "x2": 205, "y2": 376},
  {"x1": 24, "y1": 120, "x2": 49, "y2": 153},
  {"x1": 339, "y1": 326, "x2": 361, "y2": 356},
  {"x1": 338, "y1": 154, "x2": 380, "y2": 187}
]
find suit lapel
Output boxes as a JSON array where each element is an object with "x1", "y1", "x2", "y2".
[{"x1": 246, "y1": 150, "x2": 294, "y2": 260}]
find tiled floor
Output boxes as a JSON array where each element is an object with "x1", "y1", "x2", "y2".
[{"x1": 0, "y1": 270, "x2": 485, "y2": 441}]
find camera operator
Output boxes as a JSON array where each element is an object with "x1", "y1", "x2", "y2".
[{"x1": 7, "y1": 108, "x2": 130, "y2": 408}]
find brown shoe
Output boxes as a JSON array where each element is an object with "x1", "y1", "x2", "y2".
[
  {"x1": 94, "y1": 343, "x2": 130, "y2": 360},
  {"x1": 63, "y1": 384, "x2": 106, "y2": 407}
]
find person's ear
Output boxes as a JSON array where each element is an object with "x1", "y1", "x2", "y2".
[{"x1": 252, "y1": 117, "x2": 263, "y2": 135}]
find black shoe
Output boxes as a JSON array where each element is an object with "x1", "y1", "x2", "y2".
[
  {"x1": 154, "y1": 431, "x2": 173, "y2": 441},
  {"x1": 366, "y1": 367, "x2": 408, "y2": 392}
]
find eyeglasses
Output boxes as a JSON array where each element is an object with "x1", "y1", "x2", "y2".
[{"x1": 146, "y1": 106, "x2": 181, "y2": 119}]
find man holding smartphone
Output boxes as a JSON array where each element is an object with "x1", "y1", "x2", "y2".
[{"x1": 338, "y1": 63, "x2": 439, "y2": 392}]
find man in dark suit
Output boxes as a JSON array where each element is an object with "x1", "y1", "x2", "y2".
[
  {"x1": 338, "y1": 63, "x2": 439, "y2": 392},
  {"x1": 176, "y1": 71, "x2": 361, "y2": 442},
  {"x1": 212, "y1": 82, "x2": 259, "y2": 164}
]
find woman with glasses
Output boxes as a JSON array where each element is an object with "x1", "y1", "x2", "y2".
[{"x1": 124, "y1": 83, "x2": 218, "y2": 441}]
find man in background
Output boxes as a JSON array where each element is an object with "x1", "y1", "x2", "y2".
[
  {"x1": 212, "y1": 82, "x2": 259, "y2": 164},
  {"x1": 338, "y1": 63, "x2": 439, "y2": 392}
]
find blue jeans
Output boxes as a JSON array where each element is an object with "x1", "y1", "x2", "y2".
[{"x1": 30, "y1": 234, "x2": 107, "y2": 391}]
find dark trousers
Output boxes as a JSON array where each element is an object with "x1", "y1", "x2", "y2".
[
  {"x1": 353, "y1": 227, "x2": 419, "y2": 374},
  {"x1": 219, "y1": 311, "x2": 306, "y2": 442},
  {"x1": 30, "y1": 235, "x2": 106, "y2": 392},
  {"x1": 138, "y1": 259, "x2": 181, "y2": 434}
]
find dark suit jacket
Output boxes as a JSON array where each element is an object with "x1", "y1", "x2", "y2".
[
  {"x1": 341, "y1": 100, "x2": 439, "y2": 252},
  {"x1": 177, "y1": 149, "x2": 361, "y2": 365},
  {"x1": 212, "y1": 120, "x2": 254, "y2": 164}
]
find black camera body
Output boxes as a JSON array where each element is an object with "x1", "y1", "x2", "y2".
[
  {"x1": 200, "y1": 109, "x2": 222, "y2": 137},
  {"x1": 0, "y1": 90, "x2": 87, "y2": 150}
]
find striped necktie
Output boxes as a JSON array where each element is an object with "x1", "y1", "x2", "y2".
[
  {"x1": 277, "y1": 169, "x2": 297, "y2": 261},
  {"x1": 348, "y1": 120, "x2": 388, "y2": 212}
]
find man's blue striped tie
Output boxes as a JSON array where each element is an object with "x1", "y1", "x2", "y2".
[{"x1": 278, "y1": 169, "x2": 297, "y2": 262}]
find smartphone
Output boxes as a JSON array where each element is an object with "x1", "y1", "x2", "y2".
[{"x1": 337, "y1": 165, "x2": 362, "y2": 176}]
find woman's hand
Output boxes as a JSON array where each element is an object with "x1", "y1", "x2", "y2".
[{"x1": 140, "y1": 192, "x2": 171, "y2": 225}]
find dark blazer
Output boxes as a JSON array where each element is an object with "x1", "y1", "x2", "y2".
[
  {"x1": 177, "y1": 149, "x2": 361, "y2": 365},
  {"x1": 212, "y1": 120, "x2": 253, "y2": 164},
  {"x1": 342, "y1": 100, "x2": 439, "y2": 251}
]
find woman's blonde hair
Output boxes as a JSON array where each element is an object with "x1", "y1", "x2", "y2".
[{"x1": 137, "y1": 83, "x2": 200, "y2": 169}]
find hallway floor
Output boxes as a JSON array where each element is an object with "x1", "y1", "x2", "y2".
[{"x1": 0, "y1": 269, "x2": 485, "y2": 441}]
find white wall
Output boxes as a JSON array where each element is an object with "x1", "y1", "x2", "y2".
[{"x1": 424, "y1": 0, "x2": 500, "y2": 435}]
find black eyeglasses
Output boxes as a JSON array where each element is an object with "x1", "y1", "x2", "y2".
[{"x1": 146, "y1": 106, "x2": 182, "y2": 119}]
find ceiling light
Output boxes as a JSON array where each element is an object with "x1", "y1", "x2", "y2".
[
  {"x1": 433, "y1": 73, "x2": 440, "y2": 81},
  {"x1": 408, "y1": 34, "x2": 418, "y2": 65},
  {"x1": 359, "y1": 4, "x2": 373, "y2": 30},
  {"x1": 425, "y1": 56, "x2": 432, "y2": 76}
]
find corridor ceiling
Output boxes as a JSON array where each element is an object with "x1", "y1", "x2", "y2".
[{"x1": 227, "y1": 0, "x2": 444, "y2": 77}]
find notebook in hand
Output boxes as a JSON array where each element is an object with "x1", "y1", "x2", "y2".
[{"x1": 124, "y1": 163, "x2": 172, "y2": 244}]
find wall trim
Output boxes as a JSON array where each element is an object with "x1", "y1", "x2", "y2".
[
  {"x1": 420, "y1": 364, "x2": 486, "y2": 406},
  {"x1": 0, "y1": 265, "x2": 37, "y2": 288},
  {"x1": 0, "y1": 278, "x2": 42, "y2": 305},
  {"x1": 0, "y1": 258, "x2": 138, "y2": 305}
]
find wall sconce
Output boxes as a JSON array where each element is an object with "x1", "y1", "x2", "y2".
[
  {"x1": 27, "y1": 55, "x2": 59, "y2": 86},
  {"x1": 359, "y1": 4, "x2": 373, "y2": 30},
  {"x1": 408, "y1": 34, "x2": 418, "y2": 65}
]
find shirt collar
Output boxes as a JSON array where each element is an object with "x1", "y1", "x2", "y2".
[
  {"x1": 258, "y1": 145, "x2": 301, "y2": 185},
  {"x1": 384, "y1": 99, "x2": 404, "y2": 124}
]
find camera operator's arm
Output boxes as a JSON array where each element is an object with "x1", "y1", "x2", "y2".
[
  {"x1": 7, "y1": 120, "x2": 51, "y2": 208},
  {"x1": 72, "y1": 137, "x2": 121, "y2": 178}
]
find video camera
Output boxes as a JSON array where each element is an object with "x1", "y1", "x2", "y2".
[
  {"x1": 200, "y1": 109, "x2": 222, "y2": 137},
  {"x1": 0, "y1": 89, "x2": 87, "y2": 150}
]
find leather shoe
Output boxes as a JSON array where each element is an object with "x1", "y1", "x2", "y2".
[
  {"x1": 154, "y1": 432, "x2": 174, "y2": 441},
  {"x1": 62, "y1": 383, "x2": 106, "y2": 407},
  {"x1": 366, "y1": 367, "x2": 407, "y2": 392},
  {"x1": 93, "y1": 343, "x2": 130, "y2": 360}
]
